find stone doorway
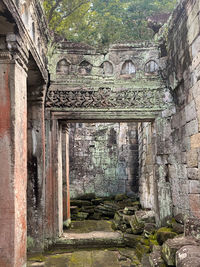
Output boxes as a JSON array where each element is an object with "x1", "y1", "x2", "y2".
[
  {"x1": 64, "y1": 122, "x2": 139, "y2": 223},
  {"x1": 45, "y1": 40, "x2": 174, "y2": 247},
  {"x1": 54, "y1": 119, "x2": 156, "y2": 234}
]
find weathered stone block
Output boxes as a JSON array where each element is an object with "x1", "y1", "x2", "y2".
[
  {"x1": 191, "y1": 133, "x2": 200, "y2": 149},
  {"x1": 177, "y1": 257, "x2": 200, "y2": 266},
  {"x1": 123, "y1": 206, "x2": 138, "y2": 215},
  {"x1": 189, "y1": 194, "x2": 200, "y2": 219},
  {"x1": 162, "y1": 236, "x2": 198, "y2": 266},
  {"x1": 182, "y1": 137, "x2": 191, "y2": 152},
  {"x1": 123, "y1": 233, "x2": 142, "y2": 248},
  {"x1": 156, "y1": 228, "x2": 177, "y2": 246},
  {"x1": 172, "y1": 221, "x2": 184, "y2": 234},
  {"x1": 189, "y1": 180, "x2": 200, "y2": 194},
  {"x1": 187, "y1": 149, "x2": 198, "y2": 167},
  {"x1": 194, "y1": 95, "x2": 200, "y2": 128},
  {"x1": 185, "y1": 119, "x2": 198, "y2": 136},
  {"x1": 192, "y1": 80, "x2": 200, "y2": 97},
  {"x1": 181, "y1": 152, "x2": 187, "y2": 164},
  {"x1": 129, "y1": 215, "x2": 145, "y2": 234},
  {"x1": 144, "y1": 223, "x2": 157, "y2": 238},
  {"x1": 171, "y1": 113, "x2": 181, "y2": 130},
  {"x1": 149, "y1": 248, "x2": 167, "y2": 267},
  {"x1": 185, "y1": 101, "x2": 197, "y2": 123},
  {"x1": 185, "y1": 217, "x2": 200, "y2": 238},
  {"x1": 176, "y1": 245, "x2": 200, "y2": 267},
  {"x1": 187, "y1": 14, "x2": 200, "y2": 45},
  {"x1": 187, "y1": 168, "x2": 199, "y2": 180},
  {"x1": 135, "y1": 210, "x2": 155, "y2": 223},
  {"x1": 174, "y1": 213, "x2": 185, "y2": 225}
]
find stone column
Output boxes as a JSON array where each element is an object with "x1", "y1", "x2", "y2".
[
  {"x1": 44, "y1": 110, "x2": 54, "y2": 240},
  {"x1": 45, "y1": 117, "x2": 63, "y2": 240},
  {"x1": 27, "y1": 84, "x2": 46, "y2": 251},
  {"x1": 62, "y1": 123, "x2": 71, "y2": 227},
  {"x1": 57, "y1": 122, "x2": 63, "y2": 236},
  {"x1": 0, "y1": 34, "x2": 28, "y2": 267}
]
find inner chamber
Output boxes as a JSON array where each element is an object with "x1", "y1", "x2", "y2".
[{"x1": 62, "y1": 121, "x2": 154, "y2": 221}]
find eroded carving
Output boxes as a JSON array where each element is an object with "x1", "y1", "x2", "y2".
[
  {"x1": 56, "y1": 59, "x2": 70, "y2": 74},
  {"x1": 78, "y1": 60, "x2": 92, "y2": 74},
  {"x1": 145, "y1": 60, "x2": 159, "y2": 73},
  {"x1": 102, "y1": 61, "x2": 113, "y2": 75},
  {"x1": 121, "y1": 60, "x2": 136, "y2": 75},
  {"x1": 46, "y1": 87, "x2": 164, "y2": 109}
]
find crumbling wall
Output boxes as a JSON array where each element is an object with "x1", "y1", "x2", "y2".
[
  {"x1": 69, "y1": 122, "x2": 139, "y2": 198},
  {"x1": 164, "y1": 0, "x2": 200, "y2": 218}
]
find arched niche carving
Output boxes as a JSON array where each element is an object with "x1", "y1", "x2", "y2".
[
  {"x1": 101, "y1": 61, "x2": 113, "y2": 75},
  {"x1": 56, "y1": 59, "x2": 70, "y2": 74},
  {"x1": 121, "y1": 60, "x2": 136, "y2": 75},
  {"x1": 78, "y1": 60, "x2": 92, "y2": 75},
  {"x1": 145, "y1": 60, "x2": 159, "y2": 74}
]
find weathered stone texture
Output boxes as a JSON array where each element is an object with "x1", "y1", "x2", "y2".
[
  {"x1": 165, "y1": 0, "x2": 200, "y2": 219},
  {"x1": 0, "y1": 0, "x2": 48, "y2": 264},
  {"x1": 69, "y1": 122, "x2": 138, "y2": 198},
  {"x1": 176, "y1": 246, "x2": 200, "y2": 267},
  {"x1": 2, "y1": 0, "x2": 200, "y2": 265},
  {"x1": 0, "y1": 60, "x2": 27, "y2": 266},
  {"x1": 138, "y1": 122, "x2": 155, "y2": 210}
]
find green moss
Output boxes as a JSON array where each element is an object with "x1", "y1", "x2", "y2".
[
  {"x1": 28, "y1": 254, "x2": 46, "y2": 262},
  {"x1": 156, "y1": 227, "x2": 177, "y2": 245},
  {"x1": 148, "y1": 233, "x2": 157, "y2": 240},
  {"x1": 157, "y1": 227, "x2": 174, "y2": 233},
  {"x1": 131, "y1": 259, "x2": 141, "y2": 265},
  {"x1": 69, "y1": 252, "x2": 93, "y2": 266},
  {"x1": 140, "y1": 238, "x2": 150, "y2": 246},
  {"x1": 149, "y1": 239, "x2": 159, "y2": 246},
  {"x1": 135, "y1": 243, "x2": 150, "y2": 260}
]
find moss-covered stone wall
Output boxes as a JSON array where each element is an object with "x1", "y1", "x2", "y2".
[{"x1": 68, "y1": 122, "x2": 139, "y2": 198}]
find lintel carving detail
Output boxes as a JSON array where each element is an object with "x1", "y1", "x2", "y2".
[{"x1": 45, "y1": 87, "x2": 165, "y2": 109}]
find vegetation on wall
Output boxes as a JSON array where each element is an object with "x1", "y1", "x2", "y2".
[{"x1": 44, "y1": 0, "x2": 176, "y2": 47}]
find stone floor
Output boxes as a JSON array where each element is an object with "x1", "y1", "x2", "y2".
[
  {"x1": 28, "y1": 248, "x2": 141, "y2": 267},
  {"x1": 27, "y1": 220, "x2": 141, "y2": 267}
]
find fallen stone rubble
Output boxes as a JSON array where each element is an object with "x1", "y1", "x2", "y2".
[
  {"x1": 70, "y1": 193, "x2": 138, "y2": 220},
  {"x1": 69, "y1": 194, "x2": 200, "y2": 266},
  {"x1": 113, "y1": 206, "x2": 200, "y2": 266}
]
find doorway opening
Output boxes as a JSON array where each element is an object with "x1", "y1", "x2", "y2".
[{"x1": 61, "y1": 121, "x2": 155, "y2": 227}]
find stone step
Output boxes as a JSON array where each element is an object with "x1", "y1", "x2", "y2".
[{"x1": 55, "y1": 231, "x2": 125, "y2": 249}]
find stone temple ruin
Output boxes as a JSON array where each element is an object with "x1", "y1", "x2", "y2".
[{"x1": 1, "y1": 0, "x2": 200, "y2": 266}]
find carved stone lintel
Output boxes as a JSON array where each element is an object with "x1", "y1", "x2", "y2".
[{"x1": 45, "y1": 87, "x2": 165, "y2": 110}]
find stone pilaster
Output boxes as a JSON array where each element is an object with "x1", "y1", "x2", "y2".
[{"x1": 0, "y1": 33, "x2": 28, "y2": 267}]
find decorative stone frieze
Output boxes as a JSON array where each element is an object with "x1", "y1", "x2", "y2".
[{"x1": 46, "y1": 87, "x2": 166, "y2": 110}]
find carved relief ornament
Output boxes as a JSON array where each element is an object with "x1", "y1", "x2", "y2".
[{"x1": 46, "y1": 87, "x2": 165, "y2": 110}]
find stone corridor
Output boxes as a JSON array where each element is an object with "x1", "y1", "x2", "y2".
[{"x1": 1, "y1": 0, "x2": 200, "y2": 266}]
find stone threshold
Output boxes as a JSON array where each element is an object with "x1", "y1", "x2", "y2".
[{"x1": 55, "y1": 231, "x2": 125, "y2": 249}]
